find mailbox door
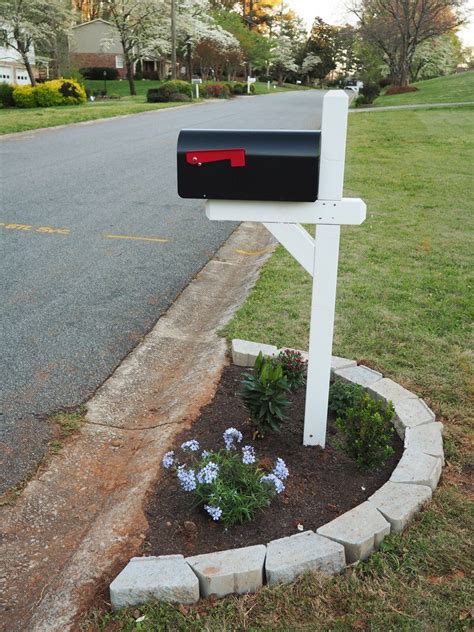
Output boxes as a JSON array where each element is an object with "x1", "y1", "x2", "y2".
[{"x1": 177, "y1": 129, "x2": 320, "y2": 202}]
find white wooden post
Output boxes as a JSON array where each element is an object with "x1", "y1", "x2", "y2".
[
  {"x1": 195, "y1": 83, "x2": 199, "y2": 99},
  {"x1": 303, "y1": 91, "x2": 348, "y2": 447},
  {"x1": 203, "y1": 90, "x2": 361, "y2": 448}
]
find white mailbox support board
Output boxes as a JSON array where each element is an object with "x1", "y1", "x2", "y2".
[{"x1": 205, "y1": 91, "x2": 366, "y2": 447}]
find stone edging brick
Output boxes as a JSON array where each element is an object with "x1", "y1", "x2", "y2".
[{"x1": 109, "y1": 339, "x2": 443, "y2": 609}]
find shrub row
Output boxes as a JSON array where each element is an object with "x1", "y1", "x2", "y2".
[
  {"x1": 0, "y1": 79, "x2": 87, "y2": 109},
  {"x1": 79, "y1": 67, "x2": 119, "y2": 80},
  {"x1": 146, "y1": 80, "x2": 256, "y2": 103}
]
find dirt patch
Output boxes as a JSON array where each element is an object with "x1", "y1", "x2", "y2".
[{"x1": 144, "y1": 364, "x2": 403, "y2": 556}]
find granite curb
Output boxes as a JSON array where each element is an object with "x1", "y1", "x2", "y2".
[{"x1": 110, "y1": 339, "x2": 443, "y2": 609}]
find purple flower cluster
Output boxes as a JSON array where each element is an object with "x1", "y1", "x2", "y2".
[
  {"x1": 242, "y1": 445, "x2": 256, "y2": 465},
  {"x1": 204, "y1": 504, "x2": 223, "y2": 521},
  {"x1": 273, "y1": 458, "x2": 289, "y2": 481},
  {"x1": 177, "y1": 465, "x2": 196, "y2": 491},
  {"x1": 197, "y1": 462, "x2": 219, "y2": 485},
  {"x1": 162, "y1": 450, "x2": 175, "y2": 469},
  {"x1": 261, "y1": 473, "x2": 285, "y2": 494},
  {"x1": 181, "y1": 439, "x2": 200, "y2": 452},
  {"x1": 223, "y1": 427, "x2": 243, "y2": 450}
]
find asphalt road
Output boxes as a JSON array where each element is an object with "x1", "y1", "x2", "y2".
[{"x1": 0, "y1": 89, "x2": 325, "y2": 493}]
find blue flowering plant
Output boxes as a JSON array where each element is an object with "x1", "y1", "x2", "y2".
[{"x1": 162, "y1": 427, "x2": 289, "y2": 526}]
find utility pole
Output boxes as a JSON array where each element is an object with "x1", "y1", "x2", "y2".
[{"x1": 171, "y1": 0, "x2": 177, "y2": 80}]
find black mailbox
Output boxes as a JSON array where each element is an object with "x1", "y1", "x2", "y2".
[{"x1": 177, "y1": 129, "x2": 321, "y2": 202}]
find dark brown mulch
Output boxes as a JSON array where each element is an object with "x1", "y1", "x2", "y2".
[{"x1": 144, "y1": 364, "x2": 402, "y2": 557}]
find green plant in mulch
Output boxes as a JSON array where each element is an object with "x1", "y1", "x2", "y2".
[
  {"x1": 336, "y1": 393, "x2": 395, "y2": 470},
  {"x1": 162, "y1": 428, "x2": 289, "y2": 526},
  {"x1": 241, "y1": 352, "x2": 290, "y2": 437},
  {"x1": 328, "y1": 379, "x2": 366, "y2": 418},
  {"x1": 271, "y1": 348, "x2": 307, "y2": 391}
]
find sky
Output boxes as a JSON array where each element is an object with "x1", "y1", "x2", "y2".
[{"x1": 288, "y1": 0, "x2": 474, "y2": 47}]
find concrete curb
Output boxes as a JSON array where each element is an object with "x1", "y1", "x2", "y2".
[{"x1": 110, "y1": 341, "x2": 443, "y2": 608}]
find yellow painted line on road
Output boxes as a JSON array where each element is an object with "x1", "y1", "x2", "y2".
[
  {"x1": 0, "y1": 222, "x2": 70, "y2": 235},
  {"x1": 234, "y1": 247, "x2": 273, "y2": 256},
  {"x1": 105, "y1": 234, "x2": 169, "y2": 244}
]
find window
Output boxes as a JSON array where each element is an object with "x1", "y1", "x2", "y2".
[{"x1": 115, "y1": 55, "x2": 124, "y2": 69}]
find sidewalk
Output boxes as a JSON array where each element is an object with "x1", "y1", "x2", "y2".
[
  {"x1": 0, "y1": 223, "x2": 275, "y2": 632},
  {"x1": 351, "y1": 100, "x2": 473, "y2": 112}
]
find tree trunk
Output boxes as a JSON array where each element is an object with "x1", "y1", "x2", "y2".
[
  {"x1": 277, "y1": 69, "x2": 283, "y2": 87},
  {"x1": 23, "y1": 55, "x2": 36, "y2": 87},
  {"x1": 126, "y1": 59, "x2": 136, "y2": 95},
  {"x1": 186, "y1": 41, "x2": 192, "y2": 81}
]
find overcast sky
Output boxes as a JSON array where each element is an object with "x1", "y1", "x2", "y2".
[{"x1": 288, "y1": 0, "x2": 474, "y2": 46}]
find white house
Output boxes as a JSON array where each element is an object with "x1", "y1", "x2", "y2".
[{"x1": 0, "y1": 27, "x2": 36, "y2": 85}]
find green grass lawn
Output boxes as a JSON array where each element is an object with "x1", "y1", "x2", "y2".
[
  {"x1": 375, "y1": 70, "x2": 474, "y2": 106},
  {"x1": 84, "y1": 78, "x2": 163, "y2": 97},
  {"x1": 85, "y1": 105, "x2": 474, "y2": 630}
]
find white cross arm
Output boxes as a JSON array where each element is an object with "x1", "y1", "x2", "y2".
[{"x1": 205, "y1": 197, "x2": 366, "y2": 225}]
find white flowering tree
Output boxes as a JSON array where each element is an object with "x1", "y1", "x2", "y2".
[
  {"x1": 103, "y1": 0, "x2": 169, "y2": 95},
  {"x1": 301, "y1": 52, "x2": 321, "y2": 85},
  {"x1": 271, "y1": 35, "x2": 298, "y2": 86},
  {"x1": 0, "y1": 0, "x2": 71, "y2": 85},
  {"x1": 175, "y1": 0, "x2": 239, "y2": 80}
]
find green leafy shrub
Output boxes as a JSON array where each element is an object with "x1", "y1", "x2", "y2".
[
  {"x1": 201, "y1": 82, "x2": 231, "y2": 99},
  {"x1": 162, "y1": 429, "x2": 289, "y2": 526},
  {"x1": 80, "y1": 67, "x2": 119, "y2": 80},
  {"x1": 336, "y1": 394, "x2": 395, "y2": 469},
  {"x1": 271, "y1": 348, "x2": 307, "y2": 391},
  {"x1": 231, "y1": 81, "x2": 245, "y2": 95},
  {"x1": 355, "y1": 81, "x2": 381, "y2": 106},
  {"x1": 34, "y1": 79, "x2": 86, "y2": 107},
  {"x1": 12, "y1": 85, "x2": 37, "y2": 108},
  {"x1": 241, "y1": 352, "x2": 290, "y2": 437},
  {"x1": 0, "y1": 82, "x2": 14, "y2": 108},
  {"x1": 147, "y1": 80, "x2": 192, "y2": 103},
  {"x1": 328, "y1": 379, "x2": 365, "y2": 418}
]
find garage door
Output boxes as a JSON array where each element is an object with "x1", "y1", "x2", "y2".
[
  {"x1": 15, "y1": 68, "x2": 30, "y2": 85},
  {"x1": 0, "y1": 66, "x2": 13, "y2": 84}
]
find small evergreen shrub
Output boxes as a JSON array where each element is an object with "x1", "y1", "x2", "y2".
[
  {"x1": 328, "y1": 379, "x2": 365, "y2": 418},
  {"x1": 12, "y1": 85, "x2": 37, "y2": 108},
  {"x1": 0, "y1": 82, "x2": 14, "y2": 108},
  {"x1": 231, "y1": 81, "x2": 245, "y2": 95},
  {"x1": 147, "y1": 80, "x2": 192, "y2": 103},
  {"x1": 201, "y1": 82, "x2": 231, "y2": 99},
  {"x1": 355, "y1": 81, "x2": 381, "y2": 106},
  {"x1": 80, "y1": 67, "x2": 119, "y2": 80},
  {"x1": 162, "y1": 428, "x2": 289, "y2": 526},
  {"x1": 336, "y1": 394, "x2": 395, "y2": 470},
  {"x1": 241, "y1": 352, "x2": 290, "y2": 437},
  {"x1": 271, "y1": 348, "x2": 307, "y2": 391}
]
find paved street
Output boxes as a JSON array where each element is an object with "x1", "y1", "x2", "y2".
[{"x1": 0, "y1": 89, "x2": 325, "y2": 493}]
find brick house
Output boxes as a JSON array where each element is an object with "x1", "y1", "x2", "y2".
[
  {"x1": 69, "y1": 18, "x2": 169, "y2": 80},
  {"x1": 69, "y1": 19, "x2": 127, "y2": 77}
]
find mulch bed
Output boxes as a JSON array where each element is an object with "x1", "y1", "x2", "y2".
[{"x1": 144, "y1": 363, "x2": 403, "y2": 557}]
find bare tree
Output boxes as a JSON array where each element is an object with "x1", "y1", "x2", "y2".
[{"x1": 349, "y1": 0, "x2": 468, "y2": 86}]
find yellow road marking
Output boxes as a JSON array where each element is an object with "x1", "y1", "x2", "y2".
[
  {"x1": 105, "y1": 234, "x2": 169, "y2": 243},
  {"x1": 234, "y1": 247, "x2": 273, "y2": 256},
  {"x1": 0, "y1": 222, "x2": 70, "y2": 235}
]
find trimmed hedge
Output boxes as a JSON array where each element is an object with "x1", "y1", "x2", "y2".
[
  {"x1": 80, "y1": 67, "x2": 119, "y2": 80},
  {"x1": 147, "y1": 80, "x2": 192, "y2": 103},
  {"x1": 12, "y1": 85, "x2": 37, "y2": 108},
  {"x1": 11, "y1": 79, "x2": 87, "y2": 109},
  {"x1": 0, "y1": 82, "x2": 14, "y2": 108},
  {"x1": 201, "y1": 82, "x2": 231, "y2": 99}
]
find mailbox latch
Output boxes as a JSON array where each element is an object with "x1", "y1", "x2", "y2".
[{"x1": 186, "y1": 148, "x2": 246, "y2": 168}]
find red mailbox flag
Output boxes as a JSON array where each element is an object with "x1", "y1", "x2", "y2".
[{"x1": 186, "y1": 149, "x2": 246, "y2": 167}]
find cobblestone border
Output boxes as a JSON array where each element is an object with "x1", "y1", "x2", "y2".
[{"x1": 109, "y1": 339, "x2": 443, "y2": 609}]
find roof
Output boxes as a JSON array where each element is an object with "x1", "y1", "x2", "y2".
[{"x1": 71, "y1": 18, "x2": 114, "y2": 30}]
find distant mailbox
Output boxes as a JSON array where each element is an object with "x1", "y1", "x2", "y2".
[{"x1": 177, "y1": 129, "x2": 321, "y2": 202}]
